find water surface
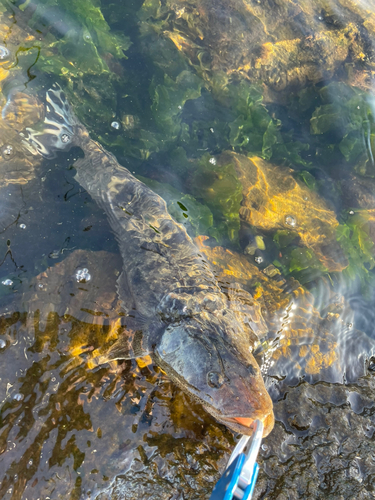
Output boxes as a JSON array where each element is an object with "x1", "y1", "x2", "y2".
[{"x1": 1, "y1": 0, "x2": 375, "y2": 498}]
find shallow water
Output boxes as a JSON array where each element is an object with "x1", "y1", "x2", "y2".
[{"x1": 1, "y1": 0, "x2": 375, "y2": 498}]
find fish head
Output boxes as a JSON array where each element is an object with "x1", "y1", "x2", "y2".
[{"x1": 153, "y1": 321, "x2": 274, "y2": 437}]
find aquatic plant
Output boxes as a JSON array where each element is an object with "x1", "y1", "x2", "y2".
[{"x1": 1, "y1": 0, "x2": 131, "y2": 125}]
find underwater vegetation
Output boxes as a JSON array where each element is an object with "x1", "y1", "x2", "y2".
[
  {"x1": 0, "y1": 0, "x2": 375, "y2": 306},
  {"x1": 0, "y1": 0, "x2": 131, "y2": 127},
  {"x1": 1, "y1": 0, "x2": 375, "y2": 498}
]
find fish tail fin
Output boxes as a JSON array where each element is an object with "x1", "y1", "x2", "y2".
[{"x1": 23, "y1": 84, "x2": 82, "y2": 159}]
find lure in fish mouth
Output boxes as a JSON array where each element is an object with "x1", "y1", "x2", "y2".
[{"x1": 22, "y1": 84, "x2": 275, "y2": 437}]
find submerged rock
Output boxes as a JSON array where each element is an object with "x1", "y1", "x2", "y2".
[
  {"x1": 1, "y1": 245, "x2": 372, "y2": 499},
  {"x1": 0, "y1": 90, "x2": 46, "y2": 230},
  {"x1": 203, "y1": 152, "x2": 348, "y2": 272},
  {"x1": 139, "y1": 0, "x2": 375, "y2": 97},
  {"x1": 196, "y1": 236, "x2": 375, "y2": 385}
]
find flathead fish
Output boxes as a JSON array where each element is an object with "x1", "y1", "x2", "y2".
[{"x1": 21, "y1": 85, "x2": 274, "y2": 436}]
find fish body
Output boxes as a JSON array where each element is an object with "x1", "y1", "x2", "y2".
[{"x1": 24, "y1": 85, "x2": 274, "y2": 436}]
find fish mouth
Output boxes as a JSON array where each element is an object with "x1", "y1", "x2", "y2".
[{"x1": 223, "y1": 411, "x2": 274, "y2": 437}]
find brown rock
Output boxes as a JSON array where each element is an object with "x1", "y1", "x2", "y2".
[
  {"x1": 220, "y1": 151, "x2": 348, "y2": 272},
  {"x1": 140, "y1": 0, "x2": 375, "y2": 95},
  {"x1": 196, "y1": 236, "x2": 364, "y2": 384}
]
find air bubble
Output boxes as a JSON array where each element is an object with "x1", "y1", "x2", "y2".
[
  {"x1": 255, "y1": 256, "x2": 263, "y2": 264},
  {"x1": 284, "y1": 214, "x2": 297, "y2": 227},
  {"x1": 13, "y1": 393, "x2": 23, "y2": 402},
  {"x1": 261, "y1": 444, "x2": 269, "y2": 451},
  {"x1": 111, "y1": 121, "x2": 120, "y2": 130},
  {"x1": 61, "y1": 134, "x2": 71, "y2": 144},
  {"x1": 2, "y1": 279, "x2": 13, "y2": 286},
  {"x1": 76, "y1": 268, "x2": 91, "y2": 283},
  {"x1": 0, "y1": 339, "x2": 6, "y2": 349},
  {"x1": 1, "y1": 144, "x2": 14, "y2": 160},
  {"x1": 0, "y1": 45, "x2": 10, "y2": 60},
  {"x1": 19, "y1": 224, "x2": 26, "y2": 229}
]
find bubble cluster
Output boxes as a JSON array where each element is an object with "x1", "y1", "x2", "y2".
[
  {"x1": 61, "y1": 134, "x2": 71, "y2": 144},
  {"x1": 255, "y1": 256, "x2": 263, "y2": 264},
  {"x1": 13, "y1": 393, "x2": 23, "y2": 402},
  {"x1": 209, "y1": 157, "x2": 217, "y2": 165},
  {"x1": 284, "y1": 214, "x2": 297, "y2": 227},
  {"x1": 1, "y1": 144, "x2": 14, "y2": 160},
  {"x1": 76, "y1": 268, "x2": 91, "y2": 283},
  {"x1": 2, "y1": 279, "x2": 13, "y2": 286},
  {"x1": 0, "y1": 45, "x2": 10, "y2": 60}
]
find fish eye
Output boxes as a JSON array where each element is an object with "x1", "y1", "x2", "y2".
[{"x1": 207, "y1": 371, "x2": 224, "y2": 389}]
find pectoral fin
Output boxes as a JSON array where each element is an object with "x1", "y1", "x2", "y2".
[{"x1": 87, "y1": 319, "x2": 152, "y2": 368}]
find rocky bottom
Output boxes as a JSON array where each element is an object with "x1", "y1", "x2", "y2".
[{"x1": 91, "y1": 373, "x2": 375, "y2": 500}]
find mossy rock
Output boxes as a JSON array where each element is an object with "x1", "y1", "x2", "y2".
[
  {"x1": 138, "y1": 0, "x2": 375, "y2": 96},
  {"x1": 203, "y1": 151, "x2": 348, "y2": 272}
]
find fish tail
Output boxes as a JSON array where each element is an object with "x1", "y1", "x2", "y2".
[{"x1": 23, "y1": 84, "x2": 81, "y2": 159}]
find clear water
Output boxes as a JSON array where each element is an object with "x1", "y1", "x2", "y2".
[{"x1": 1, "y1": 0, "x2": 375, "y2": 498}]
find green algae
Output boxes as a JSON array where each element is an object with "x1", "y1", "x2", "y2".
[
  {"x1": 138, "y1": 175, "x2": 213, "y2": 236},
  {"x1": 2, "y1": 0, "x2": 130, "y2": 125}
]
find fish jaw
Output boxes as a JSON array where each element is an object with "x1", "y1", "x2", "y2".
[
  {"x1": 211, "y1": 410, "x2": 273, "y2": 438},
  {"x1": 198, "y1": 367, "x2": 275, "y2": 437},
  {"x1": 226, "y1": 410, "x2": 275, "y2": 437}
]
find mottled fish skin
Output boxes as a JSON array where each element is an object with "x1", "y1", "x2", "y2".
[{"x1": 24, "y1": 85, "x2": 275, "y2": 437}]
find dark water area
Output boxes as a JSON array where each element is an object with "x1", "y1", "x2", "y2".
[{"x1": 1, "y1": 0, "x2": 375, "y2": 498}]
